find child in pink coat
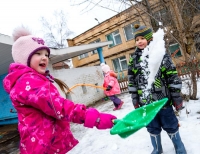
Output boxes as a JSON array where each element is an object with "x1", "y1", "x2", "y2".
[
  {"x1": 3, "y1": 27, "x2": 117, "y2": 154},
  {"x1": 101, "y1": 63, "x2": 124, "y2": 111}
]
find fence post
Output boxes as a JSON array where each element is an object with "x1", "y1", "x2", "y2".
[{"x1": 117, "y1": 77, "x2": 128, "y2": 92}]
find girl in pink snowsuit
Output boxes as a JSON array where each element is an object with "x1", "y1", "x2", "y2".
[
  {"x1": 3, "y1": 27, "x2": 116, "y2": 154},
  {"x1": 101, "y1": 63, "x2": 124, "y2": 111}
]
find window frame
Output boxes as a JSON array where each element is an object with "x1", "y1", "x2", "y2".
[
  {"x1": 89, "y1": 38, "x2": 101, "y2": 55},
  {"x1": 112, "y1": 56, "x2": 128, "y2": 72},
  {"x1": 153, "y1": 8, "x2": 169, "y2": 26},
  {"x1": 78, "y1": 52, "x2": 89, "y2": 60},
  {"x1": 195, "y1": 33, "x2": 200, "y2": 52},
  {"x1": 169, "y1": 43, "x2": 182, "y2": 58},
  {"x1": 106, "y1": 29, "x2": 122, "y2": 48},
  {"x1": 123, "y1": 21, "x2": 140, "y2": 41},
  {"x1": 196, "y1": 42, "x2": 200, "y2": 52}
]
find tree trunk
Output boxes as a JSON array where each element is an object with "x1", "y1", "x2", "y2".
[
  {"x1": 190, "y1": 71, "x2": 198, "y2": 100},
  {"x1": 169, "y1": 0, "x2": 199, "y2": 100},
  {"x1": 186, "y1": 36, "x2": 198, "y2": 99}
]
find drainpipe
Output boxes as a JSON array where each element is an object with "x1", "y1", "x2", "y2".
[{"x1": 97, "y1": 47, "x2": 105, "y2": 63}]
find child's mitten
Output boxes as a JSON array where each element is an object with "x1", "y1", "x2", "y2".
[
  {"x1": 96, "y1": 113, "x2": 116, "y2": 129},
  {"x1": 106, "y1": 85, "x2": 112, "y2": 91},
  {"x1": 133, "y1": 102, "x2": 140, "y2": 109},
  {"x1": 84, "y1": 108, "x2": 116, "y2": 129},
  {"x1": 173, "y1": 102, "x2": 184, "y2": 111}
]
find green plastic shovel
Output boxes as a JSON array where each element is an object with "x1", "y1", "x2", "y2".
[{"x1": 110, "y1": 98, "x2": 168, "y2": 138}]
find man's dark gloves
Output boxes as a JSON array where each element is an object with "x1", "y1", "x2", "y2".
[{"x1": 106, "y1": 85, "x2": 112, "y2": 91}]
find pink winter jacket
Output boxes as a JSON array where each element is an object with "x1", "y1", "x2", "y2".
[
  {"x1": 103, "y1": 71, "x2": 121, "y2": 96},
  {"x1": 3, "y1": 63, "x2": 107, "y2": 154}
]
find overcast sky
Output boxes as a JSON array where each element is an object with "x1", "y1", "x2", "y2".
[{"x1": 0, "y1": 0, "x2": 127, "y2": 38}]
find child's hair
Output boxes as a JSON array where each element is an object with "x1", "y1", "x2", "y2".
[
  {"x1": 54, "y1": 78, "x2": 72, "y2": 96},
  {"x1": 134, "y1": 24, "x2": 153, "y2": 42},
  {"x1": 12, "y1": 26, "x2": 50, "y2": 66}
]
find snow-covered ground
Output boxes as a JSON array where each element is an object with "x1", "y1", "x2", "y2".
[{"x1": 69, "y1": 81, "x2": 200, "y2": 154}]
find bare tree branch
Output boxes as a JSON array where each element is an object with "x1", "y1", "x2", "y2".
[{"x1": 40, "y1": 10, "x2": 74, "y2": 49}]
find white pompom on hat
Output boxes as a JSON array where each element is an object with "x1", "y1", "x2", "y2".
[
  {"x1": 12, "y1": 26, "x2": 50, "y2": 66},
  {"x1": 100, "y1": 63, "x2": 110, "y2": 73}
]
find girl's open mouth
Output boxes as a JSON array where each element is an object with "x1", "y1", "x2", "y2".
[{"x1": 39, "y1": 63, "x2": 46, "y2": 67}]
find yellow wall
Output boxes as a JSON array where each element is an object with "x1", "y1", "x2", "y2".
[{"x1": 68, "y1": 5, "x2": 151, "y2": 75}]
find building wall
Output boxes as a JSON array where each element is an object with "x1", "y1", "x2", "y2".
[
  {"x1": 68, "y1": 4, "x2": 153, "y2": 75},
  {"x1": 68, "y1": 0, "x2": 200, "y2": 77},
  {"x1": 69, "y1": 17, "x2": 151, "y2": 69},
  {"x1": 51, "y1": 66, "x2": 105, "y2": 106}
]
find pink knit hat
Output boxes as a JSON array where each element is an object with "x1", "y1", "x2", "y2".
[
  {"x1": 12, "y1": 26, "x2": 50, "y2": 66},
  {"x1": 101, "y1": 63, "x2": 110, "y2": 73}
]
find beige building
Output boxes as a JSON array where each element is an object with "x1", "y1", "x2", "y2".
[{"x1": 67, "y1": 0, "x2": 200, "y2": 77}]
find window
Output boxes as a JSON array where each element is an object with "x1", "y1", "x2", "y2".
[
  {"x1": 153, "y1": 8, "x2": 169, "y2": 26},
  {"x1": 183, "y1": 0, "x2": 200, "y2": 14},
  {"x1": 78, "y1": 53, "x2": 89, "y2": 59},
  {"x1": 195, "y1": 33, "x2": 200, "y2": 52},
  {"x1": 89, "y1": 39, "x2": 101, "y2": 55},
  {"x1": 106, "y1": 30, "x2": 122, "y2": 48},
  {"x1": 196, "y1": 0, "x2": 200, "y2": 10},
  {"x1": 130, "y1": 53, "x2": 134, "y2": 58},
  {"x1": 196, "y1": 43, "x2": 200, "y2": 52},
  {"x1": 169, "y1": 43, "x2": 182, "y2": 57},
  {"x1": 124, "y1": 21, "x2": 139, "y2": 41},
  {"x1": 112, "y1": 56, "x2": 128, "y2": 72}
]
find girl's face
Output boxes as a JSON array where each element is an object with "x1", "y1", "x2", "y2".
[
  {"x1": 30, "y1": 49, "x2": 49, "y2": 74},
  {"x1": 135, "y1": 36, "x2": 148, "y2": 49}
]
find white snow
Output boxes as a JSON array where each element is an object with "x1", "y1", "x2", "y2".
[
  {"x1": 68, "y1": 81, "x2": 200, "y2": 154},
  {"x1": 145, "y1": 28, "x2": 166, "y2": 89},
  {"x1": 140, "y1": 28, "x2": 166, "y2": 101}
]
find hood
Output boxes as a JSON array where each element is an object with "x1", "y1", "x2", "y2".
[{"x1": 3, "y1": 63, "x2": 34, "y2": 94}]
